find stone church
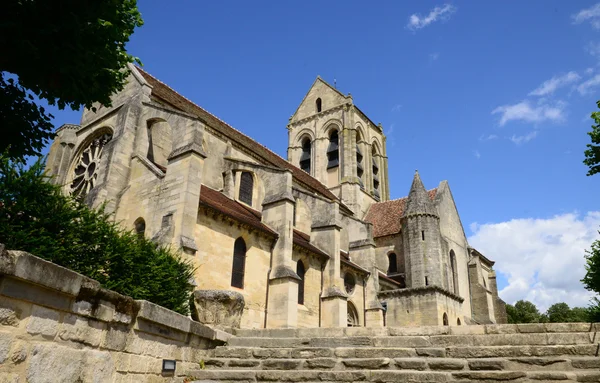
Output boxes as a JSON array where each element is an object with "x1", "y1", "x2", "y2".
[{"x1": 46, "y1": 65, "x2": 507, "y2": 329}]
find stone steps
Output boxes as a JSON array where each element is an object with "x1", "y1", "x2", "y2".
[
  {"x1": 200, "y1": 356, "x2": 600, "y2": 371},
  {"x1": 185, "y1": 324, "x2": 600, "y2": 382},
  {"x1": 186, "y1": 369, "x2": 600, "y2": 382}
]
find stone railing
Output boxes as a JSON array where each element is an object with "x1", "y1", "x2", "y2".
[{"x1": 0, "y1": 245, "x2": 229, "y2": 382}]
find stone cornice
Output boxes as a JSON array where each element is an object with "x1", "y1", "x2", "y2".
[{"x1": 287, "y1": 103, "x2": 348, "y2": 128}]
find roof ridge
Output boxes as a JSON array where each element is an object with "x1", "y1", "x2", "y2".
[{"x1": 135, "y1": 66, "x2": 336, "y2": 201}]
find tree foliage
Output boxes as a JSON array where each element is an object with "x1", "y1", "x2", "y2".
[
  {"x1": 582, "y1": 234, "x2": 600, "y2": 321},
  {"x1": 0, "y1": 0, "x2": 143, "y2": 161},
  {"x1": 0, "y1": 155, "x2": 194, "y2": 315},
  {"x1": 506, "y1": 300, "x2": 594, "y2": 324},
  {"x1": 584, "y1": 101, "x2": 600, "y2": 176}
]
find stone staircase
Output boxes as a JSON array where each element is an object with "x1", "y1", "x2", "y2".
[{"x1": 186, "y1": 323, "x2": 600, "y2": 382}]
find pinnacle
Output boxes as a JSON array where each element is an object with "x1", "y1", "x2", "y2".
[{"x1": 403, "y1": 171, "x2": 437, "y2": 217}]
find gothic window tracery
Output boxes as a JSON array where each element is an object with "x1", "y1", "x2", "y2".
[
  {"x1": 327, "y1": 130, "x2": 339, "y2": 169},
  {"x1": 70, "y1": 132, "x2": 112, "y2": 198},
  {"x1": 347, "y1": 301, "x2": 359, "y2": 327}
]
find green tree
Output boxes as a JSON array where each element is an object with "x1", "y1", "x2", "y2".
[
  {"x1": 506, "y1": 300, "x2": 543, "y2": 323},
  {"x1": 0, "y1": 155, "x2": 194, "y2": 314},
  {"x1": 582, "y1": 235, "x2": 600, "y2": 321},
  {"x1": 0, "y1": 0, "x2": 143, "y2": 161},
  {"x1": 584, "y1": 101, "x2": 600, "y2": 176},
  {"x1": 546, "y1": 302, "x2": 573, "y2": 323}
]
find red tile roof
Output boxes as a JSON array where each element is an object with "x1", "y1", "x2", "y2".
[
  {"x1": 378, "y1": 272, "x2": 402, "y2": 287},
  {"x1": 293, "y1": 230, "x2": 329, "y2": 259},
  {"x1": 199, "y1": 185, "x2": 277, "y2": 237},
  {"x1": 136, "y1": 67, "x2": 338, "y2": 202},
  {"x1": 365, "y1": 189, "x2": 437, "y2": 238}
]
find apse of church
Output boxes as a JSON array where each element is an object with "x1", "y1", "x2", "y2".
[{"x1": 46, "y1": 65, "x2": 506, "y2": 329}]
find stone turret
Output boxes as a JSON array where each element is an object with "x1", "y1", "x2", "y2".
[{"x1": 401, "y1": 171, "x2": 444, "y2": 289}]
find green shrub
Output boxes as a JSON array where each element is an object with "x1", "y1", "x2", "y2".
[{"x1": 0, "y1": 155, "x2": 195, "y2": 315}]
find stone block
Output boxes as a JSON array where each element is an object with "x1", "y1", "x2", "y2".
[
  {"x1": 253, "y1": 348, "x2": 291, "y2": 359},
  {"x1": 415, "y1": 348, "x2": 446, "y2": 358},
  {"x1": 305, "y1": 358, "x2": 337, "y2": 369},
  {"x1": 261, "y1": 359, "x2": 302, "y2": 370},
  {"x1": 355, "y1": 347, "x2": 417, "y2": 358},
  {"x1": 190, "y1": 290, "x2": 245, "y2": 329},
  {"x1": 291, "y1": 347, "x2": 333, "y2": 359},
  {"x1": 0, "y1": 333, "x2": 13, "y2": 364},
  {"x1": 577, "y1": 372, "x2": 600, "y2": 382},
  {"x1": 452, "y1": 371, "x2": 526, "y2": 381},
  {"x1": 342, "y1": 358, "x2": 391, "y2": 369},
  {"x1": 83, "y1": 350, "x2": 115, "y2": 383},
  {"x1": 318, "y1": 371, "x2": 369, "y2": 381},
  {"x1": 2, "y1": 278, "x2": 72, "y2": 311},
  {"x1": 527, "y1": 371, "x2": 570, "y2": 380},
  {"x1": 58, "y1": 314, "x2": 105, "y2": 347},
  {"x1": 27, "y1": 306, "x2": 61, "y2": 339},
  {"x1": 0, "y1": 308, "x2": 19, "y2": 327},
  {"x1": 393, "y1": 358, "x2": 427, "y2": 370},
  {"x1": 229, "y1": 359, "x2": 260, "y2": 367},
  {"x1": 571, "y1": 358, "x2": 600, "y2": 369},
  {"x1": 136, "y1": 300, "x2": 191, "y2": 333},
  {"x1": 9, "y1": 340, "x2": 28, "y2": 364},
  {"x1": 468, "y1": 358, "x2": 506, "y2": 370},
  {"x1": 214, "y1": 347, "x2": 253, "y2": 359},
  {"x1": 309, "y1": 336, "x2": 372, "y2": 347},
  {"x1": 26, "y1": 344, "x2": 85, "y2": 383},
  {"x1": 189, "y1": 370, "x2": 257, "y2": 381},
  {"x1": 101, "y1": 323, "x2": 129, "y2": 351},
  {"x1": 427, "y1": 358, "x2": 466, "y2": 370},
  {"x1": 370, "y1": 371, "x2": 451, "y2": 382},
  {"x1": 373, "y1": 335, "x2": 431, "y2": 348}
]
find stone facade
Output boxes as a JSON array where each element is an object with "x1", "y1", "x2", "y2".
[
  {"x1": 0, "y1": 246, "x2": 227, "y2": 382},
  {"x1": 45, "y1": 65, "x2": 506, "y2": 329}
]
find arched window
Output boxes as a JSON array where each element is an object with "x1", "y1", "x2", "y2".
[
  {"x1": 231, "y1": 238, "x2": 247, "y2": 289},
  {"x1": 297, "y1": 260, "x2": 306, "y2": 305},
  {"x1": 443, "y1": 313, "x2": 449, "y2": 326},
  {"x1": 356, "y1": 132, "x2": 364, "y2": 187},
  {"x1": 372, "y1": 145, "x2": 380, "y2": 198},
  {"x1": 457, "y1": 318, "x2": 461, "y2": 326},
  {"x1": 327, "y1": 130, "x2": 339, "y2": 169},
  {"x1": 316, "y1": 98, "x2": 322, "y2": 113},
  {"x1": 300, "y1": 138, "x2": 311, "y2": 174},
  {"x1": 134, "y1": 217, "x2": 146, "y2": 239},
  {"x1": 387, "y1": 253, "x2": 398, "y2": 275},
  {"x1": 450, "y1": 250, "x2": 458, "y2": 295},
  {"x1": 344, "y1": 272, "x2": 356, "y2": 295},
  {"x1": 347, "y1": 301, "x2": 359, "y2": 327},
  {"x1": 239, "y1": 172, "x2": 254, "y2": 206},
  {"x1": 483, "y1": 277, "x2": 487, "y2": 288}
]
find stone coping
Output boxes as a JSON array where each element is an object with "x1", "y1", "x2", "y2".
[
  {"x1": 0, "y1": 246, "x2": 230, "y2": 343},
  {"x1": 378, "y1": 284, "x2": 464, "y2": 303},
  {"x1": 233, "y1": 322, "x2": 599, "y2": 338}
]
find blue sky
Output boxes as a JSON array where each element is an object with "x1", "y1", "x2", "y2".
[{"x1": 42, "y1": 1, "x2": 600, "y2": 310}]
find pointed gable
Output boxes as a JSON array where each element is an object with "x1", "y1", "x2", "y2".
[{"x1": 290, "y1": 77, "x2": 349, "y2": 123}]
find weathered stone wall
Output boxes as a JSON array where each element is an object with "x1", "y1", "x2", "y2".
[
  {"x1": 0, "y1": 247, "x2": 227, "y2": 383},
  {"x1": 292, "y1": 252, "x2": 322, "y2": 328},
  {"x1": 380, "y1": 287, "x2": 463, "y2": 327},
  {"x1": 374, "y1": 234, "x2": 403, "y2": 275},
  {"x1": 194, "y1": 212, "x2": 273, "y2": 329}
]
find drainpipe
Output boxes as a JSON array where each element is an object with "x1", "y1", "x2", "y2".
[
  {"x1": 362, "y1": 275, "x2": 368, "y2": 327},
  {"x1": 319, "y1": 262, "x2": 325, "y2": 327},
  {"x1": 263, "y1": 237, "x2": 278, "y2": 329}
]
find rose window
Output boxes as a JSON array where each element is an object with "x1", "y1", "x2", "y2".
[{"x1": 70, "y1": 133, "x2": 112, "y2": 197}]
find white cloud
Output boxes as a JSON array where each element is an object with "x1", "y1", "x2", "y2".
[
  {"x1": 528, "y1": 72, "x2": 580, "y2": 97},
  {"x1": 391, "y1": 104, "x2": 402, "y2": 112},
  {"x1": 473, "y1": 150, "x2": 481, "y2": 159},
  {"x1": 468, "y1": 212, "x2": 600, "y2": 311},
  {"x1": 492, "y1": 100, "x2": 566, "y2": 126},
  {"x1": 429, "y1": 52, "x2": 440, "y2": 61},
  {"x1": 479, "y1": 134, "x2": 498, "y2": 142},
  {"x1": 509, "y1": 131, "x2": 538, "y2": 145},
  {"x1": 572, "y1": 3, "x2": 600, "y2": 29},
  {"x1": 406, "y1": 4, "x2": 457, "y2": 31},
  {"x1": 585, "y1": 42, "x2": 600, "y2": 58},
  {"x1": 577, "y1": 74, "x2": 600, "y2": 95},
  {"x1": 586, "y1": 67, "x2": 595, "y2": 75}
]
